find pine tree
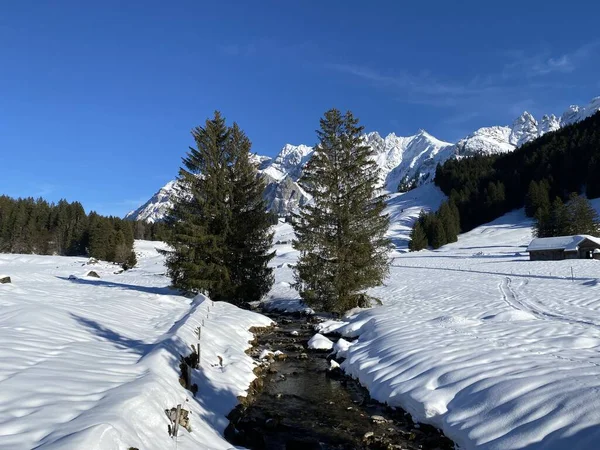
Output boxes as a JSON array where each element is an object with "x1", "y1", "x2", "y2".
[
  {"x1": 164, "y1": 112, "x2": 233, "y2": 297},
  {"x1": 409, "y1": 219, "x2": 428, "y2": 251},
  {"x1": 525, "y1": 181, "x2": 540, "y2": 217},
  {"x1": 225, "y1": 123, "x2": 275, "y2": 304},
  {"x1": 430, "y1": 217, "x2": 447, "y2": 249},
  {"x1": 164, "y1": 112, "x2": 275, "y2": 303},
  {"x1": 568, "y1": 194, "x2": 600, "y2": 235},
  {"x1": 293, "y1": 109, "x2": 391, "y2": 314}
]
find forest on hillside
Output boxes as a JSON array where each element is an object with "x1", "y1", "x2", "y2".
[
  {"x1": 0, "y1": 196, "x2": 166, "y2": 266},
  {"x1": 432, "y1": 112, "x2": 600, "y2": 232}
]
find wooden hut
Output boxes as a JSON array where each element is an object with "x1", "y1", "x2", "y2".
[{"x1": 527, "y1": 235, "x2": 600, "y2": 261}]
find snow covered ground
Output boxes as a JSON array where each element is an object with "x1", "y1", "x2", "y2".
[
  {"x1": 0, "y1": 240, "x2": 271, "y2": 450},
  {"x1": 265, "y1": 191, "x2": 600, "y2": 449}
]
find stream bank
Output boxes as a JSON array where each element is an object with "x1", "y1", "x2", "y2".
[{"x1": 225, "y1": 311, "x2": 454, "y2": 450}]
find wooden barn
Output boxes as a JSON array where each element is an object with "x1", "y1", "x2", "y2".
[{"x1": 526, "y1": 235, "x2": 600, "y2": 261}]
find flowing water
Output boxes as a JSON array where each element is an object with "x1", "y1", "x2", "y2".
[{"x1": 225, "y1": 312, "x2": 454, "y2": 450}]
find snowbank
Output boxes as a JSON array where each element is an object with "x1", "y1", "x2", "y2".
[
  {"x1": 307, "y1": 333, "x2": 333, "y2": 350},
  {"x1": 0, "y1": 240, "x2": 272, "y2": 450}
]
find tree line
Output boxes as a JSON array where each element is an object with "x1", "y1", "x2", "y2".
[
  {"x1": 0, "y1": 195, "x2": 142, "y2": 267},
  {"x1": 164, "y1": 109, "x2": 391, "y2": 314},
  {"x1": 525, "y1": 181, "x2": 599, "y2": 237},
  {"x1": 408, "y1": 111, "x2": 600, "y2": 250},
  {"x1": 409, "y1": 201, "x2": 460, "y2": 251}
]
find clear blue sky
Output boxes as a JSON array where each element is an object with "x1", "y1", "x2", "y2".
[{"x1": 1, "y1": 1, "x2": 599, "y2": 217}]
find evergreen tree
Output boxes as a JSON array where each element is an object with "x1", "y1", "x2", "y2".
[
  {"x1": 164, "y1": 112, "x2": 232, "y2": 296},
  {"x1": 409, "y1": 219, "x2": 428, "y2": 251},
  {"x1": 568, "y1": 194, "x2": 600, "y2": 235},
  {"x1": 438, "y1": 201, "x2": 459, "y2": 243},
  {"x1": 430, "y1": 217, "x2": 447, "y2": 249},
  {"x1": 293, "y1": 109, "x2": 391, "y2": 313},
  {"x1": 225, "y1": 123, "x2": 275, "y2": 304},
  {"x1": 164, "y1": 112, "x2": 275, "y2": 303},
  {"x1": 549, "y1": 197, "x2": 570, "y2": 236},
  {"x1": 525, "y1": 181, "x2": 540, "y2": 217}
]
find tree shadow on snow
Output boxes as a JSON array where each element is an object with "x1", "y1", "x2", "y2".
[
  {"x1": 70, "y1": 313, "x2": 154, "y2": 356},
  {"x1": 57, "y1": 276, "x2": 178, "y2": 296}
]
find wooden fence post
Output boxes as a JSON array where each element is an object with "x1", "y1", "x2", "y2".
[{"x1": 173, "y1": 404, "x2": 182, "y2": 437}]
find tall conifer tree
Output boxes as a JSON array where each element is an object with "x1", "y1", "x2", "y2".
[
  {"x1": 164, "y1": 112, "x2": 274, "y2": 303},
  {"x1": 225, "y1": 123, "x2": 275, "y2": 304},
  {"x1": 293, "y1": 109, "x2": 391, "y2": 313}
]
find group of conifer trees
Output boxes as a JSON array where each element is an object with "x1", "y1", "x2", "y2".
[
  {"x1": 409, "y1": 201, "x2": 460, "y2": 251},
  {"x1": 432, "y1": 111, "x2": 600, "y2": 235},
  {"x1": 0, "y1": 195, "x2": 137, "y2": 266},
  {"x1": 525, "y1": 180, "x2": 600, "y2": 237},
  {"x1": 164, "y1": 109, "x2": 391, "y2": 313}
]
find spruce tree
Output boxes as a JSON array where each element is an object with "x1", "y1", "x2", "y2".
[
  {"x1": 430, "y1": 217, "x2": 447, "y2": 249},
  {"x1": 293, "y1": 109, "x2": 391, "y2": 314},
  {"x1": 225, "y1": 123, "x2": 275, "y2": 304},
  {"x1": 164, "y1": 112, "x2": 274, "y2": 303},
  {"x1": 409, "y1": 220, "x2": 428, "y2": 251},
  {"x1": 568, "y1": 194, "x2": 600, "y2": 235},
  {"x1": 164, "y1": 112, "x2": 233, "y2": 297}
]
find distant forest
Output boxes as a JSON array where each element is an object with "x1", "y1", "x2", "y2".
[
  {"x1": 410, "y1": 111, "x2": 600, "y2": 249},
  {"x1": 0, "y1": 196, "x2": 166, "y2": 266}
]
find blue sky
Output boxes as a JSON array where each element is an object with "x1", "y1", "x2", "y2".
[{"x1": 1, "y1": 1, "x2": 599, "y2": 217}]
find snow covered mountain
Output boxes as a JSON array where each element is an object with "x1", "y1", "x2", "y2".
[{"x1": 126, "y1": 96, "x2": 600, "y2": 222}]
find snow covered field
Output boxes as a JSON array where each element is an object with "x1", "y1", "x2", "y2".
[
  {"x1": 266, "y1": 192, "x2": 600, "y2": 449},
  {"x1": 0, "y1": 241, "x2": 271, "y2": 450}
]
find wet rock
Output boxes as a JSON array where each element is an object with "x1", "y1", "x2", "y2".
[
  {"x1": 286, "y1": 343, "x2": 304, "y2": 352},
  {"x1": 284, "y1": 436, "x2": 322, "y2": 449},
  {"x1": 371, "y1": 414, "x2": 388, "y2": 424}
]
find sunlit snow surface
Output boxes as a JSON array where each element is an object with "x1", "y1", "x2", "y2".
[
  {"x1": 265, "y1": 191, "x2": 600, "y2": 450},
  {"x1": 0, "y1": 240, "x2": 272, "y2": 450}
]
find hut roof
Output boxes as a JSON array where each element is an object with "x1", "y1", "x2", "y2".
[{"x1": 527, "y1": 235, "x2": 600, "y2": 253}]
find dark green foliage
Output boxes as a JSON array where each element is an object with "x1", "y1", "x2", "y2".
[
  {"x1": 0, "y1": 196, "x2": 137, "y2": 265},
  {"x1": 525, "y1": 180, "x2": 550, "y2": 218},
  {"x1": 292, "y1": 109, "x2": 391, "y2": 314},
  {"x1": 132, "y1": 220, "x2": 169, "y2": 241},
  {"x1": 398, "y1": 175, "x2": 418, "y2": 193},
  {"x1": 226, "y1": 123, "x2": 275, "y2": 303},
  {"x1": 435, "y1": 111, "x2": 600, "y2": 232},
  {"x1": 164, "y1": 112, "x2": 274, "y2": 304},
  {"x1": 408, "y1": 216, "x2": 428, "y2": 251},
  {"x1": 430, "y1": 217, "x2": 447, "y2": 249},
  {"x1": 566, "y1": 194, "x2": 599, "y2": 235},
  {"x1": 409, "y1": 201, "x2": 460, "y2": 251},
  {"x1": 534, "y1": 194, "x2": 599, "y2": 237}
]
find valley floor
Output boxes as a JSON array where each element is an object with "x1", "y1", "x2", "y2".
[
  {"x1": 0, "y1": 241, "x2": 271, "y2": 450},
  {"x1": 265, "y1": 189, "x2": 600, "y2": 450}
]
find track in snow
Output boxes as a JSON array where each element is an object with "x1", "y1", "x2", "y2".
[{"x1": 499, "y1": 277, "x2": 600, "y2": 330}]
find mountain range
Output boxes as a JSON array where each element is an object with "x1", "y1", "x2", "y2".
[{"x1": 126, "y1": 96, "x2": 600, "y2": 222}]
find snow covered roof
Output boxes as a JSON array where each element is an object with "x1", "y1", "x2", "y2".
[{"x1": 527, "y1": 235, "x2": 600, "y2": 252}]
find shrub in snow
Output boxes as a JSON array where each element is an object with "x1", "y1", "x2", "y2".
[
  {"x1": 86, "y1": 271, "x2": 100, "y2": 278},
  {"x1": 0, "y1": 276, "x2": 11, "y2": 284}
]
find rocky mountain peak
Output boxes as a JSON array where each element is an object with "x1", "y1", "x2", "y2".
[{"x1": 126, "y1": 95, "x2": 600, "y2": 222}]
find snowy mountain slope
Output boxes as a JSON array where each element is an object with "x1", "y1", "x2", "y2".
[
  {"x1": 0, "y1": 241, "x2": 272, "y2": 450},
  {"x1": 264, "y1": 193, "x2": 600, "y2": 450},
  {"x1": 127, "y1": 96, "x2": 600, "y2": 222},
  {"x1": 125, "y1": 180, "x2": 177, "y2": 223}
]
